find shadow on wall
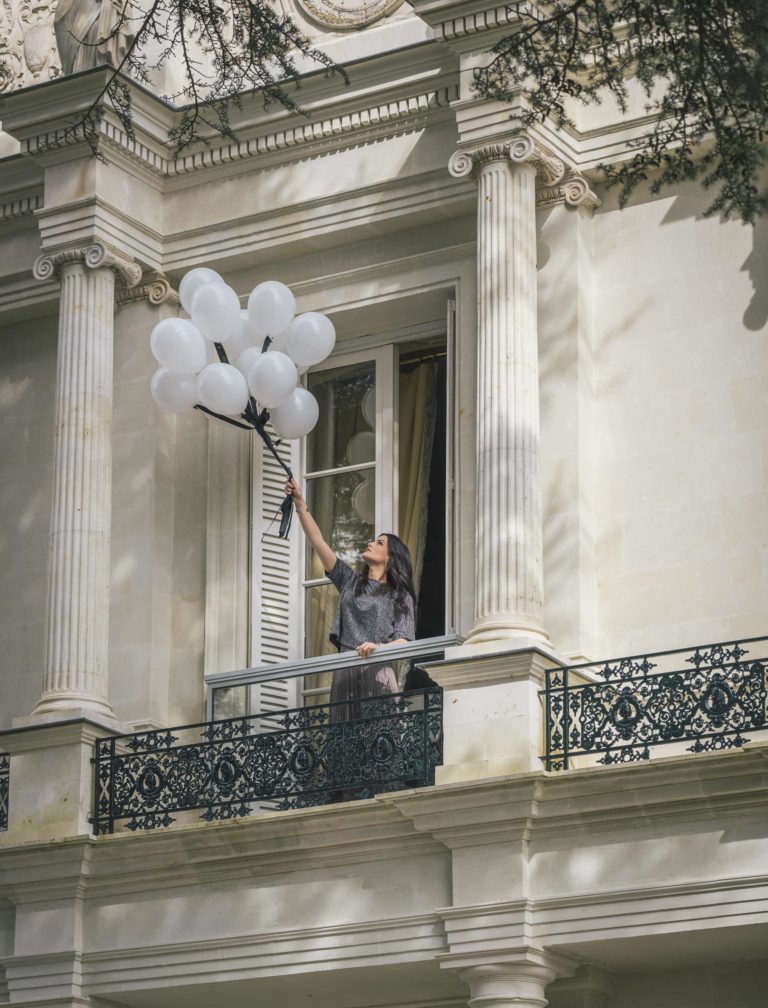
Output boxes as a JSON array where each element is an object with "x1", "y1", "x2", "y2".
[
  {"x1": 742, "y1": 213, "x2": 768, "y2": 332},
  {"x1": 651, "y1": 173, "x2": 768, "y2": 334}
]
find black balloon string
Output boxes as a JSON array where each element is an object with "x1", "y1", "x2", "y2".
[{"x1": 195, "y1": 340, "x2": 295, "y2": 538}]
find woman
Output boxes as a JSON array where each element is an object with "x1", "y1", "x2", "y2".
[{"x1": 285, "y1": 478, "x2": 416, "y2": 714}]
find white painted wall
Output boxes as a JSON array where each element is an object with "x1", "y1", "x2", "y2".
[{"x1": 592, "y1": 179, "x2": 768, "y2": 657}]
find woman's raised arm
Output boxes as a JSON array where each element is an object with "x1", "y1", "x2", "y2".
[{"x1": 285, "y1": 478, "x2": 337, "y2": 573}]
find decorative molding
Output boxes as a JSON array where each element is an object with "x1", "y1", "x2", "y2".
[
  {"x1": 297, "y1": 0, "x2": 405, "y2": 30},
  {"x1": 0, "y1": 192, "x2": 43, "y2": 221},
  {"x1": 448, "y1": 136, "x2": 565, "y2": 186},
  {"x1": 116, "y1": 271, "x2": 179, "y2": 307},
  {"x1": 33, "y1": 241, "x2": 142, "y2": 288}
]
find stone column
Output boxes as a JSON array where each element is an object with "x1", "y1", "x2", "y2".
[
  {"x1": 460, "y1": 961, "x2": 558, "y2": 1008},
  {"x1": 449, "y1": 136, "x2": 563, "y2": 648},
  {"x1": 31, "y1": 242, "x2": 141, "y2": 723}
]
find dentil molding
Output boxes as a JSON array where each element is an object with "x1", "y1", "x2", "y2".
[{"x1": 33, "y1": 241, "x2": 142, "y2": 288}]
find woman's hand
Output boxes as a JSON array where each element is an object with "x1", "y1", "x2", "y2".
[
  {"x1": 285, "y1": 478, "x2": 337, "y2": 572},
  {"x1": 285, "y1": 478, "x2": 307, "y2": 513},
  {"x1": 356, "y1": 641, "x2": 378, "y2": 659}
]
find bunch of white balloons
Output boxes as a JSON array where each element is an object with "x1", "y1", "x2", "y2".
[{"x1": 149, "y1": 268, "x2": 336, "y2": 439}]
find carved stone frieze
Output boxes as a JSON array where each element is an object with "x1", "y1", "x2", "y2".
[
  {"x1": 116, "y1": 270, "x2": 179, "y2": 307},
  {"x1": 33, "y1": 241, "x2": 142, "y2": 289},
  {"x1": 0, "y1": 0, "x2": 62, "y2": 92}
]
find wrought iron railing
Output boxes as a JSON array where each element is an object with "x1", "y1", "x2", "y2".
[
  {"x1": 542, "y1": 637, "x2": 768, "y2": 771},
  {"x1": 92, "y1": 688, "x2": 443, "y2": 834},
  {"x1": 0, "y1": 751, "x2": 8, "y2": 831}
]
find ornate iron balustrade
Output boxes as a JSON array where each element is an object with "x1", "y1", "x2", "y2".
[
  {"x1": 92, "y1": 688, "x2": 443, "y2": 834},
  {"x1": 0, "y1": 751, "x2": 8, "y2": 830},
  {"x1": 542, "y1": 637, "x2": 768, "y2": 771}
]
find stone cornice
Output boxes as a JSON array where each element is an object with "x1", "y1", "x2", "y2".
[
  {"x1": 116, "y1": 271, "x2": 179, "y2": 307},
  {"x1": 166, "y1": 85, "x2": 459, "y2": 180},
  {"x1": 7, "y1": 64, "x2": 459, "y2": 183},
  {"x1": 32, "y1": 241, "x2": 142, "y2": 288}
]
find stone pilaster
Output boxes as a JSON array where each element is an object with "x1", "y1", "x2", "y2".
[
  {"x1": 449, "y1": 136, "x2": 562, "y2": 647},
  {"x1": 29, "y1": 242, "x2": 140, "y2": 723}
]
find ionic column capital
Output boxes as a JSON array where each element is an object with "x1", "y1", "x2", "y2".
[
  {"x1": 33, "y1": 241, "x2": 142, "y2": 289},
  {"x1": 537, "y1": 168, "x2": 601, "y2": 210},
  {"x1": 116, "y1": 270, "x2": 180, "y2": 308},
  {"x1": 448, "y1": 135, "x2": 565, "y2": 185}
]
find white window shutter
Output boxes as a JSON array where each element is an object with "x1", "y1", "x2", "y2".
[{"x1": 250, "y1": 430, "x2": 300, "y2": 714}]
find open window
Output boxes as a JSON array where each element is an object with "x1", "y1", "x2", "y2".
[{"x1": 301, "y1": 339, "x2": 448, "y2": 704}]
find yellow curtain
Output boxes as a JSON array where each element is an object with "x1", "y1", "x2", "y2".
[{"x1": 398, "y1": 362, "x2": 437, "y2": 595}]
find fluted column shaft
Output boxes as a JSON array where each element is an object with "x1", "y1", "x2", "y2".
[
  {"x1": 476, "y1": 154, "x2": 542, "y2": 639},
  {"x1": 450, "y1": 138, "x2": 554, "y2": 644},
  {"x1": 32, "y1": 243, "x2": 140, "y2": 720}
]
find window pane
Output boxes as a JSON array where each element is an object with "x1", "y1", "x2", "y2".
[
  {"x1": 212, "y1": 686, "x2": 247, "y2": 720},
  {"x1": 305, "y1": 469, "x2": 375, "y2": 579},
  {"x1": 306, "y1": 361, "x2": 375, "y2": 472}
]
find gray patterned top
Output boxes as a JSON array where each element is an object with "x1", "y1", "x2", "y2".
[{"x1": 326, "y1": 558, "x2": 415, "y2": 651}]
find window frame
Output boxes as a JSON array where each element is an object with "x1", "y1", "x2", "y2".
[{"x1": 297, "y1": 343, "x2": 398, "y2": 665}]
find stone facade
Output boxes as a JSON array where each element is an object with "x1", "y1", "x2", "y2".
[{"x1": 0, "y1": 2, "x2": 767, "y2": 1007}]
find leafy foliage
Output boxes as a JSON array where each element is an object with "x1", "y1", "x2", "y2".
[
  {"x1": 33, "y1": 0, "x2": 346, "y2": 158},
  {"x1": 473, "y1": 0, "x2": 768, "y2": 223}
]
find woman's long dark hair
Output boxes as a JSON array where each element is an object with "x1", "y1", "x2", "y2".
[{"x1": 356, "y1": 532, "x2": 416, "y2": 619}]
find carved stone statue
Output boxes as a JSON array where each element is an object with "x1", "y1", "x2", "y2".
[{"x1": 53, "y1": 0, "x2": 134, "y2": 75}]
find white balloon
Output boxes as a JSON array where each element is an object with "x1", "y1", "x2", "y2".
[
  {"x1": 247, "y1": 351, "x2": 297, "y2": 408},
  {"x1": 352, "y1": 477, "x2": 375, "y2": 524},
  {"x1": 191, "y1": 282, "x2": 241, "y2": 342},
  {"x1": 346, "y1": 431, "x2": 375, "y2": 465},
  {"x1": 179, "y1": 267, "x2": 223, "y2": 315},
  {"x1": 269, "y1": 387, "x2": 319, "y2": 439},
  {"x1": 361, "y1": 386, "x2": 376, "y2": 428},
  {"x1": 197, "y1": 363, "x2": 250, "y2": 415},
  {"x1": 268, "y1": 327, "x2": 290, "y2": 353},
  {"x1": 150, "y1": 368, "x2": 199, "y2": 413},
  {"x1": 150, "y1": 317, "x2": 208, "y2": 374},
  {"x1": 247, "y1": 281, "x2": 296, "y2": 338},
  {"x1": 224, "y1": 311, "x2": 261, "y2": 359},
  {"x1": 235, "y1": 345, "x2": 264, "y2": 377},
  {"x1": 285, "y1": 312, "x2": 336, "y2": 367}
]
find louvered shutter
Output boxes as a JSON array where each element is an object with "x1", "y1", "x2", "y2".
[{"x1": 251, "y1": 429, "x2": 300, "y2": 714}]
